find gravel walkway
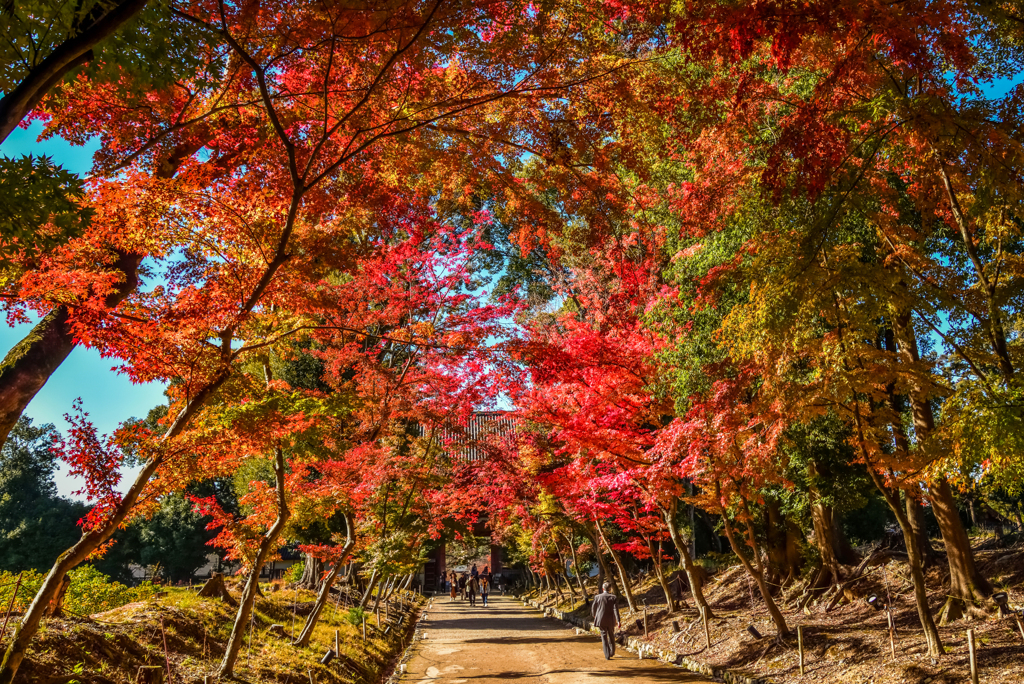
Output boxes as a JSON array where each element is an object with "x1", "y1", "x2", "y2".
[{"x1": 400, "y1": 594, "x2": 713, "y2": 683}]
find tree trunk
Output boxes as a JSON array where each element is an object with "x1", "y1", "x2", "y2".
[
  {"x1": 663, "y1": 498, "x2": 712, "y2": 616},
  {"x1": 881, "y1": 329, "x2": 938, "y2": 568},
  {"x1": 718, "y1": 491, "x2": 790, "y2": 638},
  {"x1": 562, "y1": 533, "x2": 589, "y2": 605},
  {"x1": 765, "y1": 498, "x2": 802, "y2": 587},
  {"x1": 893, "y1": 313, "x2": 992, "y2": 617},
  {"x1": 42, "y1": 574, "x2": 71, "y2": 618},
  {"x1": 294, "y1": 511, "x2": 356, "y2": 647},
  {"x1": 905, "y1": 491, "x2": 937, "y2": 567},
  {"x1": 297, "y1": 552, "x2": 323, "y2": 590},
  {"x1": 370, "y1": 575, "x2": 391, "y2": 615},
  {"x1": 647, "y1": 537, "x2": 676, "y2": 613},
  {"x1": 0, "y1": 131, "x2": 209, "y2": 453},
  {"x1": 580, "y1": 521, "x2": 614, "y2": 594},
  {"x1": 0, "y1": 251, "x2": 141, "y2": 448},
  {"x1": 595, "y1": 522, "x2": 636, "y2": 613},
  {"x1": 930, "y1": 476, "x2": 992, "y2": 622},
  {"x1": 219, "y1": 447, "x2": 291, "y2": 677},
  {"x1": 870, "y1": 471, "x2": 945, "y2": 656},
  {"x1": 854, "y1": 396, "x2": 945, "y2": 657},
  {"x1": 359, "y1": 569, "x2": 381, "y2": 610},
  {"x1": 554, "y1": 547, "x2": 577, "y2": 600},
  {"x1": 0, "y1": 0, "x2": 152, "y2": 144},
  {"x1": 0, "y1": 363, "x2": 232, "y2": 684}
]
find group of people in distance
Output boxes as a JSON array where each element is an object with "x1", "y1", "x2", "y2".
[{"x1": 447, "y1": 564, "x2": 498, "y2": 606}]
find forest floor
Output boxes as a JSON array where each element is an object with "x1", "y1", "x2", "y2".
[
  {"x1": 3, "y1": 580, "x2": 421, "y2": 684},
  {"x1": 525, "y1": 536, "x2": 1024, "y2": 683}
]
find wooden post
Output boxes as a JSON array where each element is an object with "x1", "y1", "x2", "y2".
[
  {"x1": 967, "y1": 628, "x2": 979, "y2": 684},
  {"x1": 1015, "y1": 614, "x2": 1024, "y2": 643},
  {"x1": 701, "y1": 605, "x2": 710, "y2": 649},
  {"x1": 797, "y1": 625, "x2": 804, "y2": 675},
  {"x1": 362, "y1": 614, "x2": 367, "y2": 641},
  {"x1": 1, "y1": 572, "x2": 22, "y2": 642},
  {"x1": 887, "y1": 610, "x2": 897, "y2": 660},
  {"x1": 643, "y1": 605, "x2": 648, "y2": 638},
  {"x1": 335, "y1": 629, "x2": 340, "y2": 655},
  {"x1": 307, "y1": 668, "x2": 315, "y2": 684},
  {"x1": 136, "y1": 666, "x2": 164, "y2": 684}
]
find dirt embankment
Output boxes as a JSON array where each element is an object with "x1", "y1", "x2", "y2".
[
  {"x1": 526, "y1": 542, "x2": 1024, "y2": 683},
  {"x1": 3, "y1": 583, "x2": 422, "y2": 684}
]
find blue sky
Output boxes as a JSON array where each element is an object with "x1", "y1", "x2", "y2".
[{"x1": 1, "y1": 122, "x2": 166, "y2": 498}]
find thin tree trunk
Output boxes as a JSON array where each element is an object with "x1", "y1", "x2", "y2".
[
  {"x1": 562, "y1": 533, "x2": 589, "y2": 605},
  {"x1": 554, "y1": 546, "x2": 577, "y2": 600},
  {"x1": 718, "y1": 490, "x2": 790, "y2": 638},
  {"x1": 893, "y1": 312, "x2": 992, "y2": 617},
  {"x1": 938, "y1": 164, "x2": 1015, "y2": 384},
  {"x1": 905, "y1": 491, "x2": 937, "y2": 566},
  {"x1": 359, "y1": 569, "x2": 380, "y2": 611},
  {"x1": 370, "y1": 575, "x2": 391, "y2": 615},
  {"x1": 580, "y1": 521, "x2": 613, "y2": 594},
  {"x1": 852, "y1": 396, "x2": 945, "y2": 657},
  {"x1": 882, "y1": 328, "x2": 938, "y2": 567},
  {"x1": 866, "y1": 466, "x2": 945, "y2": 656},
  {"x1": 595, "y1": 522, "x2": 636, "y2": 613},
  {"x1": 647, "y1": 536, "x2": 676, "y2": 613},
  {"x1": 219, "y1": 446, "x2": 290, "y2": 677},
  {"x1": 0, "y1": 364, "x2": 231, "y2": 684},
  {"x1": 663, "y1": 498, "x2": 712, "y2": 616},
  {"x1": 294, "y1": 511, "x2": 356, "y2": 647}
]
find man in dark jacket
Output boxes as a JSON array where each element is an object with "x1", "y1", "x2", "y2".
[{"x1": 590, "y1": 582, "x2": 621, "y2": 659}]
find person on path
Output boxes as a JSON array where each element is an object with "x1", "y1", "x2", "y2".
[
  {"x1": 449, "y1": 572, "x2": 458, "y2": 602},
  {"x1": 471, "y1": 564, "x2": 479, "y2": 580},
  {"x1": 459, "y1": 573, "x2": 467, "y2": 600},
  {"x1": 590, "y1": 581, "x2": 621, "y2": 660},
  {"x1": 480, "y1": 577, "x2": 490, "y2": 607},
  {"x1": 467, "y1": 575, "x2": 479, "y2": 606}
]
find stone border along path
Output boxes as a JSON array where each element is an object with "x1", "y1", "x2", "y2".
[
  {"x1": 519, "y1": 597, "x2": 773, "y2": 684},
  {"x1": 392, "y1": 593, "x2": 727, "y2": 684}
]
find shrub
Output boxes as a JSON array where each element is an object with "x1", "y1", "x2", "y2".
[
  {"x1": 286, "y1": 559, "x2": 305, "y2": 584},
  {"x1": 0, "y1": 566, "x2": 154, "y2": 616},
  {"x1": 344, "y1": 606, "x2": 367, "y2": 626}
]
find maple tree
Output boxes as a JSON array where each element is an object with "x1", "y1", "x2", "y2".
[
  {"x1": 5, "y1": 0, "x2": 1024, "y2": 675},
  {"x1": 0, "y1": 0, "x2": 658, "y2": 680}
]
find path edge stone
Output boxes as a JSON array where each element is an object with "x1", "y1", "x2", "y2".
[{"x1": 515, "y1": 595, "x2": 774, "y2": 684}]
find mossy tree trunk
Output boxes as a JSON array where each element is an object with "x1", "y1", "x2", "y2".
[
  {"x1": 294, "y1": 511, "x2": 356, "y2": 647},
  {"x1": 219, "y1": 446, "x2": 290, "y2": 678}
]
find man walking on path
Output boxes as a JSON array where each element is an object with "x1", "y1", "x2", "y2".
[
  {"x1": 467, "y1": 575, "x2": 479, "y2": 606},
  {"x1": 590, "y1": 581, "x2": 621, "y2": 660}
]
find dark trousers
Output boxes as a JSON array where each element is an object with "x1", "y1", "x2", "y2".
[
  {"x1": 468, "y1": 591, "x2": 476, "y2": 606},
  {"x1": 600, "y1": 627, "x2": 615, "y2": 659}
]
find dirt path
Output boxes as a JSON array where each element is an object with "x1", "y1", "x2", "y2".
[{"x1": 400, "y1": 594, "x2": 713, "y2": 683}]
